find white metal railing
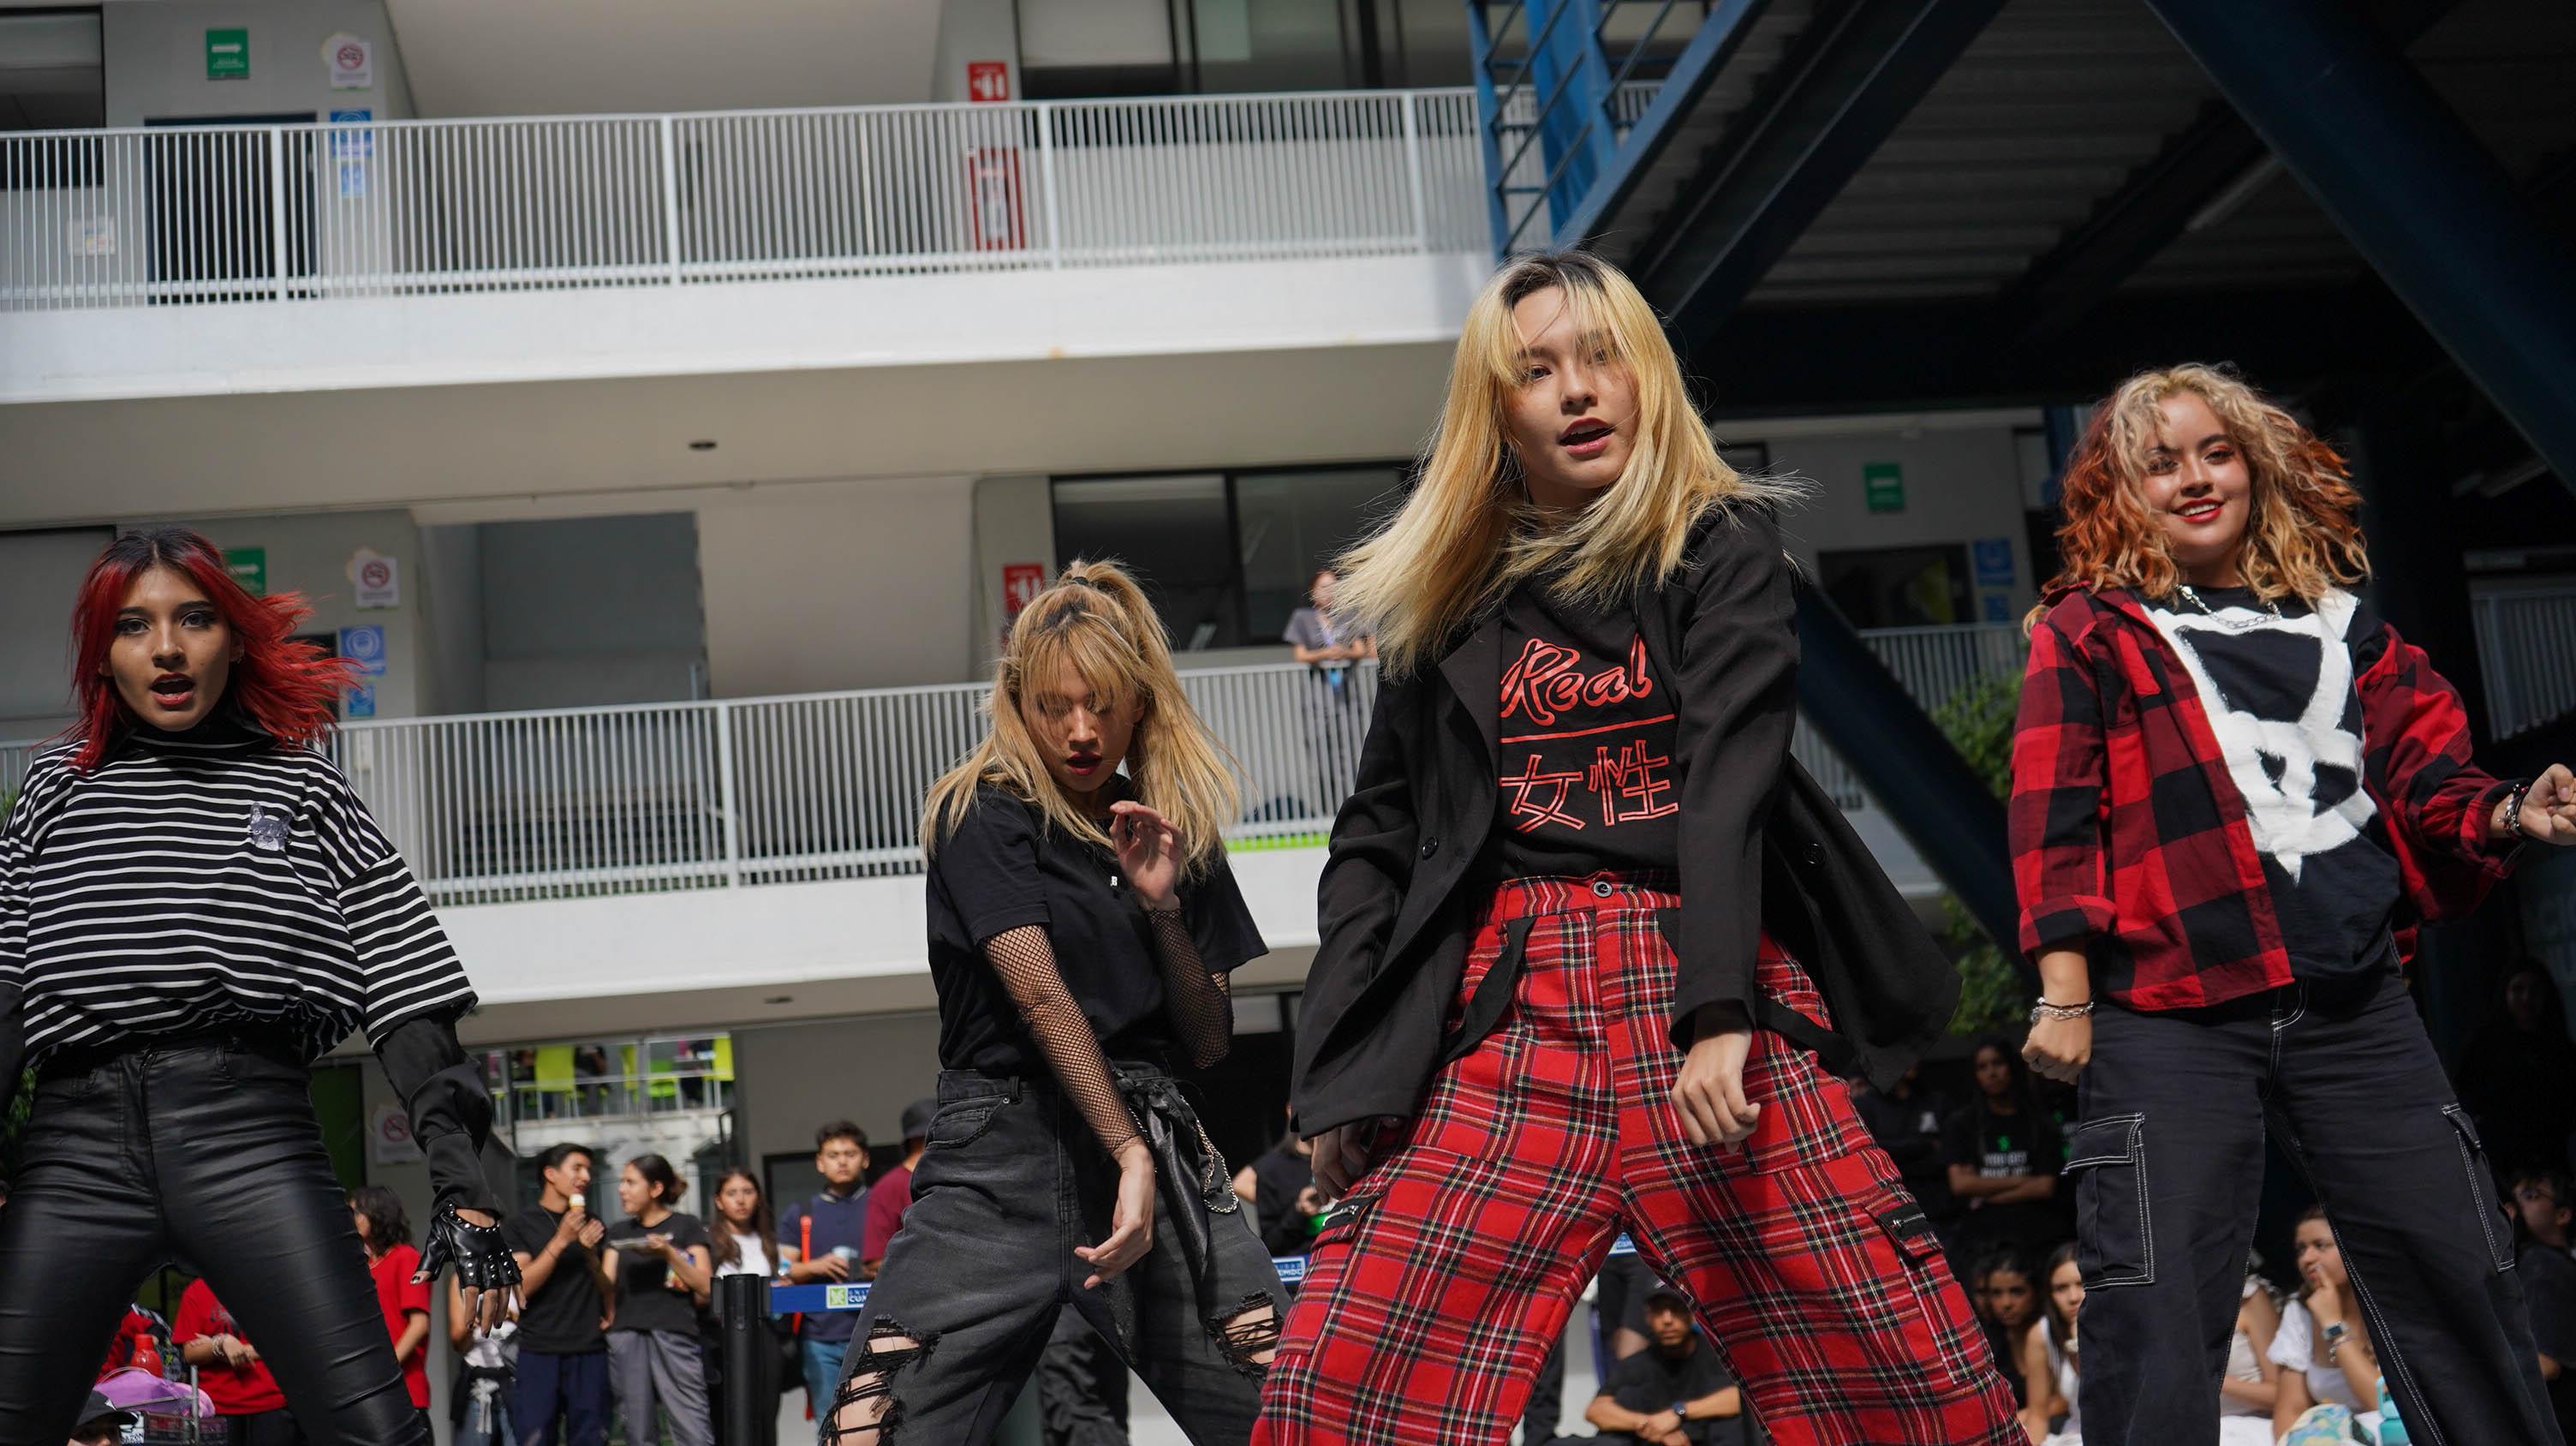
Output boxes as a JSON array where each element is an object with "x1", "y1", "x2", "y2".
[
  {"x1": 0, "y1": 90, "x2": 1486, "y2": 312},
  {"x1": 2473, "y1": 585, "x2": 2576, "y2": 738},
  {"x1": 318, "y1": 661, "x2": 1378, "y2": 906},
  {"x1": 0, "y1": 626, "x2": 2033, "y2": 900}
]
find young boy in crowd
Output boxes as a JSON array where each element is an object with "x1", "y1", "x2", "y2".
[{"x1": 778, "y1": 1120, "x2": 870, "y2": 1409}]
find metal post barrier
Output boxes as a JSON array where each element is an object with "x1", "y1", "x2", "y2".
[{"x1": 719, "y1": 1272, "x2": 776, "y2": 1446}]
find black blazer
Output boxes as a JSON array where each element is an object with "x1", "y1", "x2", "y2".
[{"x1": 1290, "y1": 505, "x2": 1960, "y2": 1135}]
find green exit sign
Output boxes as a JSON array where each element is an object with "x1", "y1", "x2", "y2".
[
  {"x1": 206, "y1": 28, "x2": 249, "y2": 81},
  {"x1": 224, "y1": 546, "x2": 265, "y2": 596},
  {"x1": 1863, "y1": 461, "x2": 1905, "y2": 514}
]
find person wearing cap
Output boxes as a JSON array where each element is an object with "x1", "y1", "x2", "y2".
[
  {"x1": 1586, "y1": 1285, "x2": 1747, "y2": 1446},
  {"x1": 69, "y1": 1391, "x2": 135, "y2": 1446},
  {"x1": 860, "y1": 1098, "x2": 937, "y2": 1279}
]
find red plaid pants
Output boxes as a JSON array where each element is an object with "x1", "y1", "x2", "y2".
[{"x1": 1256, "y1": 874, "x2": 2020, "y2": 1446}]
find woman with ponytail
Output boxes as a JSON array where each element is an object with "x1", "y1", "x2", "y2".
[
  {"x1": 0, "y1": 526, "x2": 516, "y2": 1445},
  {"x1": 824, "y1": 560, "x2": 1283, "y2": 1445}
]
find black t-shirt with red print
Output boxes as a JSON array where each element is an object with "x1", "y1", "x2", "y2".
[{"x1": 1493, "y1": 581, "x2": 1681, "y2": 879}]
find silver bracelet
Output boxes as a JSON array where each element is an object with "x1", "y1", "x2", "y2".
[
  {"x1": 2030, "y1": 999, "x2": 2095, "y2": 1022},
  {"x1": 2505, "y1": 780, "x2": 2532, "y2": 842}
]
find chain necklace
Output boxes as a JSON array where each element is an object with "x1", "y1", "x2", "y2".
[{"x1": 2175, "y1": 583, "x2": 2283, "y2": 631}]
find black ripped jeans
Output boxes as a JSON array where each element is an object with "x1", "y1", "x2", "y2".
[
  {"x1": 2072, "y1": 969, "x2": 2563, "y2": 1446},
  {"x1": 830, "y1": 1063, "x2": 1282, "y2": 1446},
  {"x1": 0, "y1": 1032, "x2": 428, "y2": 1446}
]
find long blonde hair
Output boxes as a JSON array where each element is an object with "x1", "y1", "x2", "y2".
[
  {"x1": 921, "y1": 560, "x2": 1241, "y2": 871},
  {"x1": 2037, "y1": 362, "x2": 2369, "y2": 623},
  {"x1": 1333, "y1": 250, "x2": 1798, "y2": 677}
]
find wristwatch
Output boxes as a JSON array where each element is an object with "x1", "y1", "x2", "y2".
[
  {"x1": 2320, "y1": 1321, "x2": 2349, "y2": 1352},
  {"x1": 1673, "y1": 1401, "x2": 1692, "y2": 1422}
]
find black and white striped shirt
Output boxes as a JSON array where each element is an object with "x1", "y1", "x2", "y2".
[{"x1": 0, "y1": 714, "x2": 477, "y2": 1065}]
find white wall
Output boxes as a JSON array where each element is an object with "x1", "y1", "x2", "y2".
[
  {"x1": 102, "y1": 0, "x2": 416, "y2": 127},
  {"x1": 1745, "y1": 412, "x2": 2042, "y2": 620},
  {"x1": 695, "y1": 476, "x2": 979, "y2": 696},
  {"x1": 380, "y1": 0, "x2": 939, "y2": 117},
  {"x1": 932, "y1": 0, "x2": 1023, "y2": 104},
  {"x1": 168, "y1": 507, "x2": 431, "y2": 718},
  {"x1": 970, "y1": 474, "x2": 1052, "y2": 671}
]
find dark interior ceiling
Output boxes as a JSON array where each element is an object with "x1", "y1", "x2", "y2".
[{"x1": 1566, "y1": 0, "x2": 2576, "y2": 448}]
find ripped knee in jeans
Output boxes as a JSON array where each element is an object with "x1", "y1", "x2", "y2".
[
  {"x1": 1209, "y1": 1291, "x2": 1280, "y2": 1377},
  {"x1": 823, "y1": 1320, "x2": 938, "y2": 1444}
]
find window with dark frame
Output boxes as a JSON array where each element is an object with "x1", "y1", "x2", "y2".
[{"x1": 1051, "y1": 463, "x2": 1407, "y2": 651}]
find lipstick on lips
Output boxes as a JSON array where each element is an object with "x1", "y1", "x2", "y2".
[
  {"x1": 1064, "y1": 752, "x2": 1105, "y2": 780},
  {"x1": 149, "y1": 672, "x2": 195, "y2": 709},
  {"x1": 2173, "y1": 496, "x2": 2225, "y2": 524},
  {"x1": 1559, "y1": 417, "x2": 1613, "y2": 461}
]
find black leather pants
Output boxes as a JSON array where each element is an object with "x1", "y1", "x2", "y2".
[{"x1": 0, "y1": 1033, "x2": 426, "y2": 1446}]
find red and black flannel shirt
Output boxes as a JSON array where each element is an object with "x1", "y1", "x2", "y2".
[{"x1": 2010, "y1": 585, "x2": 2519, "y2": 1012}]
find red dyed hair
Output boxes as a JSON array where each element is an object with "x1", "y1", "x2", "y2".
[
  {"x1": 2035, "y1": 362, "x2": 2369, "y2": 627},
  {"x1": 66, "y1": 526, "x2": 359, "y2": 772}
]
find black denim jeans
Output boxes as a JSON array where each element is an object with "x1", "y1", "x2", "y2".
[
  {"x1": 829, "y1": 1064, "x2": 1283, "y2": 1446},
  {"x1": 0, "y1": 1033, "x2": 428, "y2": 1446},
  {"x1": 2073, "y1": 969, "x2": 2563, "y2": 1446}
]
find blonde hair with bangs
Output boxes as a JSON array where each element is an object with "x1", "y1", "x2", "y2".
[
  {"x1": 1332, "y1": 250, "x2": 1799, "y2": 678},
  {"x1": 2041, "y1": 362, "x2": 2370, "y2": 620},
  {"x1": 921, "y1": 559, "x2": 1242, "y2": 872}
]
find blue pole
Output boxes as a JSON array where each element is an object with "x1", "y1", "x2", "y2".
[{"x1": 2143, "y1": 0, "x2": 2576, "y2": 490}]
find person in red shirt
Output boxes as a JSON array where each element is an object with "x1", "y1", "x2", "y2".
[
  {"x1": 176, "y1": 1278, "x2": 295, "y2": 1444},
  {"x1": 352, "y1": 1186, "x2": 433, "y2": 1424},
  {"x1": 859, "y1": 1098, "x2": 936, "y2": 1276}
]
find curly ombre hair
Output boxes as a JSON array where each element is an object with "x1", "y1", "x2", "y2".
[
  {"x1": 2040, "y1": 363, "x2": 2369, "y2": 618},
  {"x1": 1332, "y1": 250, "x2": 1798, "y2": 678},
  {"x1": 921, "y1": 560, "x2": 1241, "y2": 873}
]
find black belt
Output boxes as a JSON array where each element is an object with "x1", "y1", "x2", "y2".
[{"x1": 37, "y1": 1023, "x2": 310, "y2": 1081}]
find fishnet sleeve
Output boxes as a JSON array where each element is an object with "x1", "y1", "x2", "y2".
[
  {"x1": 984, "y1": 924, "x2": 1142, "y2": 1160},
  {"x1": 1148, "y1": 907, "x2": 1231, "y2": 1069}
]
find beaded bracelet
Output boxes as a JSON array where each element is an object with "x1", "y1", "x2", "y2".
[{"x1": 2505, "y1": 779, "x2": 2533, "y2": 842}]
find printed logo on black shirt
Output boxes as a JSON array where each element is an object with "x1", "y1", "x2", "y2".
[{"x1": 1493, "y1": 588, "x2": 1682, "y2": 876}]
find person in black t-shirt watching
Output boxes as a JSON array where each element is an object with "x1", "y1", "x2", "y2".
[
  {"x1": 1942, "y1": 1041, "x2": 2066, "y2": 1270},
  {"x1": 1853, "y1": 1062, "x2": 1961, "y2": 1249},
  {"x1": 1585, "y1": 1286, "x2": 1746, "y2": 1445},
  {"x1": 1233, "y1": 1117, "x2": 1325, "y2": 1259},
  {"x1": 603, "y1": 1154, "x2": 713, "y2": 1446},
  {"x1": 501, "y1": 1144, "x2": 613, "y2": 1446}
]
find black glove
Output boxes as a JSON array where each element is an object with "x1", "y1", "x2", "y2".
[{"x1": 420, "y1": 1203, "x2": 521, "y2": 1293}]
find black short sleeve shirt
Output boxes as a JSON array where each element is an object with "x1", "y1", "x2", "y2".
[
  {"x1": 501, "y1": 1207, "x2": 606, "y2": 1355},
  {"x1": 925, "y1": 782, "x2": 1267, "y2": 1075},
  {"x1": 1601, "y1": 1337, "x2": 1744, "y2": 1445},
  {"x1": 605, "y1": 1210, "x2": 711, "y2": 1337}
]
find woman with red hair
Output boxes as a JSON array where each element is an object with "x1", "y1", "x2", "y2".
[
  {"x1": 0, "y1": 526, "x2": 519, "y2": 1446},
  {"x1": 2011, "y1": 365, "x2": 2574, "y2": 1445}
]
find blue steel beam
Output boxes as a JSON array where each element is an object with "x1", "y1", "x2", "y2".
[
  {"x1": 1525, "y1": 0, "x2": 1620, "y2": 237},
  {"x1": 2143, "y1": 0, "x2": 2576, "y2": 494},
  {"x1": 1550, "y1": 0, "x2": 1772, "y2": 252},
  {"x1": 1627, "y1": 0, "x2": 2006, "y2": 343},
  {"x1": 1794, "y1": 585, "x2": 2024, "y2": 970}
]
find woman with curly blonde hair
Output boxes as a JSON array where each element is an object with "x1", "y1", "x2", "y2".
[{"x1": 2012, "y1": 364, "x2": 2574, "y2": 1446}]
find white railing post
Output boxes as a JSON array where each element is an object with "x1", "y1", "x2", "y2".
[
  {"x1": 1402, "y1": 91, "x2": 1429, "y2": 254},
  {"x1": 659, "y1": 116, "x2": 684, "y2": 285},
  {"x1": 1038, "y1": 101, "x2": 1063, "y2": 268},
  {"x1": 268, "y1": 126, "x2": 290, "y2": 299},
  {"x1": 713, "y1": 701, "x2": 743, "y2": 887}
]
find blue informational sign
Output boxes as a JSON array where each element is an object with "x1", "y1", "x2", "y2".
[
  {"x1": 329, "y1": 109, "x2": 373, "y2": 158},
  {"x1": 1972, "y1": 535, "x2": 2017, "y2": 588},
  {"x1": 345, "y1": 684, "x2": 376, "y2": 719},
  {"x1": 339, "y1": 624, "x2": 387, "y2": 676},
  {"x1": 1983, "y1": 590, "x2": 2013, "y2": 623}
]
